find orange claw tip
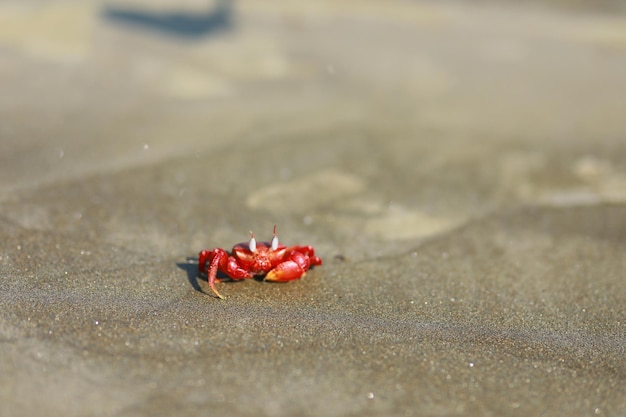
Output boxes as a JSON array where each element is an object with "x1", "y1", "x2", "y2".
[
  {"x1": 265, "y1": 260, "x2": 305, "y2": 282},
  {"x1": 209, "y1": 283, "x2": 225, "y2": 299},
  {"x1": 264, "y1": 269, "x2": 278, "y2": 282},
  {"x1": 211, "y1": 289, "x2": 225, "y2": 300}
]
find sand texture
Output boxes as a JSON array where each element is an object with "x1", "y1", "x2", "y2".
[{"x1": 1, "y1": 1, "x2": 625, "y2": 416}]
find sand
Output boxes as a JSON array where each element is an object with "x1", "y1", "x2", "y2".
[{"x1": 1, "y1": 1, "x2": 625, "y2": 416}]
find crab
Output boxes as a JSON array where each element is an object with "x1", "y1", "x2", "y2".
[{"x1": 198, "y1": 226, "x2": 322, "y2": 299}]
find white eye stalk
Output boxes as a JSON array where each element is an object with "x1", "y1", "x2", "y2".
[
  {"x1": 249, "y1": 231, "x2": 257, "y2": 252},
  {"x1": 271, "y1": 225, "x2": 279, "y2": 250}
]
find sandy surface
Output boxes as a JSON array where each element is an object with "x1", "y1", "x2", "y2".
[{"x1": 1, "y1": 1, "x2": 625, "y2": 416}]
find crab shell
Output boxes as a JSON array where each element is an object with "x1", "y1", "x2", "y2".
[
  {"x1": 231, "y1": 237, "x2": 289, "y2": 276},
  {"x1": 231, "y1": 232, "x2": 320, "y2": 281}
]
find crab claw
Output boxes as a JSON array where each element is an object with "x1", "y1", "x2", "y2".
[
  {"x1": 265, "y1": 251, "x2": 309, "y2": 282},
  {"x1": 265, "y1": 261, "x2": 306, "y2": 282}
]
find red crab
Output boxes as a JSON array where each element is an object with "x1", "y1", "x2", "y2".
[{"x1": 198, "y1": 226, "x2": 322, "y2": 299}]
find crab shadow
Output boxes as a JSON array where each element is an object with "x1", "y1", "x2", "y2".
[
  {"x1": 177, "y1": 257, "x2": 263, "y2": 295},
  {"x1": 177, "y1": 258, "x2": 207, "y2": 294}
]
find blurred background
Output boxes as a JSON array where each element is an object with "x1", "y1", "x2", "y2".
[
  {"x1": 2, "y1": 0, "x2": 626, "y2": 252},
  {"x1": 2, "y1": 0, "x2": 625, "y2": 190}
]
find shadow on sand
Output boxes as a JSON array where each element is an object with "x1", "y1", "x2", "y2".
[
  {"x1": 177, "y1": 258, "x2": 208, "y2": 295},
  {"x1": 102, "y1": 0, "x2": 233, "y2": 38}
]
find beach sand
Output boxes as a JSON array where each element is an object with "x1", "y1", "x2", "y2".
[{"x1": 1, "y1": 1, "x2": 625, "y2": 416}]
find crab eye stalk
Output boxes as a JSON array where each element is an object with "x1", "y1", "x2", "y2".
[
  {"x1": 249, "y1": 231, "x2": 257, "y2": 252},
  {"x1": 270, "y1": 225, "x2": 279, "y2": 250}
]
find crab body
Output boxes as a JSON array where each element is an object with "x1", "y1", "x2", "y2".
[{"x1": 198, "y1": 227, "x2": 322, "y2": 299}]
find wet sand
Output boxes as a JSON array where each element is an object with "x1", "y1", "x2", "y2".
[{"x1": 1, "y1": 1, "x2": 625, "y2": 416}]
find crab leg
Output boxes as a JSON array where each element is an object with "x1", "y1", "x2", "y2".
[
  {"x1": 198, "y1": 250, "x2": 212, "y2": 275},
  {"x1": 204, "y1": 249, "x2": 227, "y2": 299},
  {"x1": 200, "y1": 248, "x2": 254, "y2": 299}
]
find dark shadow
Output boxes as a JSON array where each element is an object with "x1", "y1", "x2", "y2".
[
  {"x1": 177, "y1": 257, "x2": 207, "y2": 294},
  {"x1": 102, "y1": 0, "x2": 233, "y2": 39},
  {"x1": 177, "y1": 257, "x2": 245, "y2": 296}
]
